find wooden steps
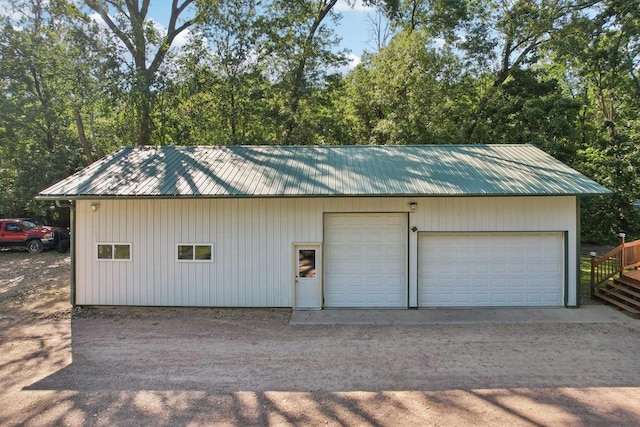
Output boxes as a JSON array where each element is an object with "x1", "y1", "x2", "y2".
[
  {"x1": 613, "y1": 275, "x2": 640, "y2": 293},
  {"x1": 594, "y1": 274, "x2": 640, "y2": 318}
]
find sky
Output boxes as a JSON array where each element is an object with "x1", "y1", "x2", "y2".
[{"x1": 147, "y1": 0, "x2": 383, "y2": 70}]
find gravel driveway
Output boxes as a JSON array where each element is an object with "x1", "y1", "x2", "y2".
[{"x1": 1, "y1": 250, "x2": 640, "y2": 426}]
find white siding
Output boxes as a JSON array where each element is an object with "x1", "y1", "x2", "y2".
[{"x1": 75, "y1": 196, "x2": 578, "y2": 307}]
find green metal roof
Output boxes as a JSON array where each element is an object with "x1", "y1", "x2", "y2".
[{"x1": 37, "y1": 144, "x2": 611, "y2": 199}]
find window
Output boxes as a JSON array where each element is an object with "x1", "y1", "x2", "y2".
[
  {"x1": 298, "y1": 249, "x2": 316, "y2": 278},
  {"x1": 20, "y1": 220, "x2": 39, "y2": 230},
  {"x1": 177, "y1": 244, "x2": 213, "y2": 262},
  {"x1": 5, "y1": 223, "x2": 22, "y2": 232},
  {"x1": 97, "y1": 243, "x2": 131, "y2": 260}
]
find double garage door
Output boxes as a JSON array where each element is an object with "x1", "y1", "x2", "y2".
[
  {"x1": 324, "y1": 213, "x2": 564, "y2": 308},
  {"x1": 418, "y1": 232, "x2": 564, "y2": 307}
]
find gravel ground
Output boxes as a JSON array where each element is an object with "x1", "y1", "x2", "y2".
[{"x1": 1, "y1": 248, "x2": 640, "y2": 426}]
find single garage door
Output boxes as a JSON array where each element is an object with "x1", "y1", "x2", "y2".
[
  {"x1": 324, "y1": 213, "x2": 407, "y2": 307},
  {"x1": 419, "y1": 232, "x2": 564, "y2": 307}
]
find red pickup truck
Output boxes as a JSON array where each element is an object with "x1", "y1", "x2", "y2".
[{"x1": 0, "y1": 218, "x2": 69, "y2": 254}]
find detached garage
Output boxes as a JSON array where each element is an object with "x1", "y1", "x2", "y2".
[{"x1": 37, "y1": 144, "x2": 609, "y2": 310}]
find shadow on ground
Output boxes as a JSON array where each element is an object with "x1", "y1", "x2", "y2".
[
  {"x1": 8, "y1": 306, "x2": 640, "y2": 426},
  {"x1": 6, "y1": 387, "x2": 640, "y2": 426}
]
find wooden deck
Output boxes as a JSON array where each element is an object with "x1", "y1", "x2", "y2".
[{"x1": 622, "y1": 269, "x2": 640, "y2": 281}]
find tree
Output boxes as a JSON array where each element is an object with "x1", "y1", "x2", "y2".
[
  {"x1": 365, "y1": 4, "x2": 393, "y2": 51},
  {"x1": 262, "y1": 0, "x2": 347, "y2": 144},
  {"x1": 155, "y1": 0, "x2": 276, "y2": 145},
  {"x1": 84, "y1": 0, "x2": 202, "y2": 146},
  {"x1": 204, "y1": 0, "x2": 258, "y2": 141},
  {"x1": 476, "y1": 68, "x2": 581, "y2": 162},
  {"x1": 0, "y1": 0, "x2": 105, "y2": 219},
  {"x1": 383, "y1": 0, "x2": 467, "y2": 37},
  {"x1": 457, "y1": 0, "x2": 592, "y2": 143},
  {"x1": 553, "y1": 0, "x2": 640, "y2": 241},
  {"x1": 149, "y1": 0, "x2": 355, "y2": 146},
  {"x1": 344, "y1": 29, "x2": 466, "y2": 145}
]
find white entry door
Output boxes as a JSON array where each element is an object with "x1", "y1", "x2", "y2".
[{"x1": 294, "y1": 244, "x2": 322, "y2": 310}]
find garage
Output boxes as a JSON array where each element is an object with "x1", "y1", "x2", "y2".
[
  {"x1": 37, "y1": 144, "x2": 609, "y2": 309},
  {"x1": 324, "y1": 213, "x2": 408, "y2": 308},
  {"x1": 418, "y1": 232, "x2": 564, "y2": 307}
]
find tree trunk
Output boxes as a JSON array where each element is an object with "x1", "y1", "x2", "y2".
[
  {"x1": 73, "y1": 108, "x2": 95, "y2": 163},
  {"x1": 85, "y1": 0, "x2": 199, "y2": 147},
  {"x1": 137, "y1": 92, "x2": 152, "y2": 146},
  {"x1": 283, "y1": 0, "x2": 337, "y2": 144}
]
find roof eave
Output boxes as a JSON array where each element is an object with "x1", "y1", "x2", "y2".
[{"x1": 35, "y1": 190, "x2": 612, "y2": 201}]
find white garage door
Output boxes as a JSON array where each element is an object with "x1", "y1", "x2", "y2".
[
  {"x1": 419, "y1": 232, "x2": 564, "y2": 307},
  {"x1": 324, "y1": 213, "x2": 407, "y2": 308}
]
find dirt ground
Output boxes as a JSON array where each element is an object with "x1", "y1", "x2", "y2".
[{"x1": 1, "y1": 248, "x2": 640, "y2": 426}]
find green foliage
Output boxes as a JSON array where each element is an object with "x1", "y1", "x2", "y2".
[
  {"x1": 84, "y1": 0, "x2": 201, "y2": 146},
  {"x1": 476, "y1": 68, "x2": 581, "y2": 162},
  {"x1": 0, "y1": 0, "x2": 106, "y2": 220},
  {"x1": 577, "y1": 135, "x2": 640, "y2": 243},
  {"x1": 384, "y1": 0, "x2": 467, "y2": 38},
  {"x1": 548, "y1": 0, "x2": 640, "y2": 242},
  {"x1": 579, "y1": 254, "x2": 592, "y2": 297},
  {"x1": 344, "y1": 30, "x2": 467, "y2": 145},
  {"x1": 260, "y1": 0, "x2": 348, "y2": 144}
]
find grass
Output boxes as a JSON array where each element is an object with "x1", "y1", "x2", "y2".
[{"x1": 579, "y1": 255, "x2": 592, "y2": 299}]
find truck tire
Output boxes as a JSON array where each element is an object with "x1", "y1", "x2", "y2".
[
  {"x1": 27, "y1": 239, "x2": 44, "y2": 254},
  {"x1": 56, "y1": 239, "x2": 70, "y2": 253}
]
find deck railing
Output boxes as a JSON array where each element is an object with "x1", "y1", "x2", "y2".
[{"x1": 590, "y1": 234, "x2": 640, "y2": 296}]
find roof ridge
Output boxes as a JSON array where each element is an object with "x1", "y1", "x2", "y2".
[{"x1": 135, "y1": 144, "x2": 537, "y2": 149}]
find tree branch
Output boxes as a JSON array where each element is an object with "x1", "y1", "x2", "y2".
[
  {"x1": 149, "y1": 0, "x2": 196, "y2": 74},
  {"x1": 85, "y1": 1, "x2": 136, "y2": 56}
]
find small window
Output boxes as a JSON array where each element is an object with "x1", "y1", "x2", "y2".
[
  {"x1": 97, "y1": 243, "x2": 131, "y2": 260},
  {"x1": 114, "y1": 244, "x2": 131, "y2": 259},
  {"x1": 5, "y1": 223, "x2": 22, "y2": 232},
  {"x1": 298, "y1": 249, "x2": 316, "y2": 278},
  {"x1": 177, "y1": 244, "x2": 213, "y2": 262},
  {"x1": 97, "y1": 244, "x2": 112, "y2": 259}
]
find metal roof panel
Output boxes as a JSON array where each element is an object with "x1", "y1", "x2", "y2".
[{"x1": 38, "y1": 144, "x2": 611, "y2": 199}]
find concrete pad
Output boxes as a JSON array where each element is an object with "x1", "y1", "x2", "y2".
[{"x1": 290, "y1": 305, "x2": 635, "y2": 325}]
